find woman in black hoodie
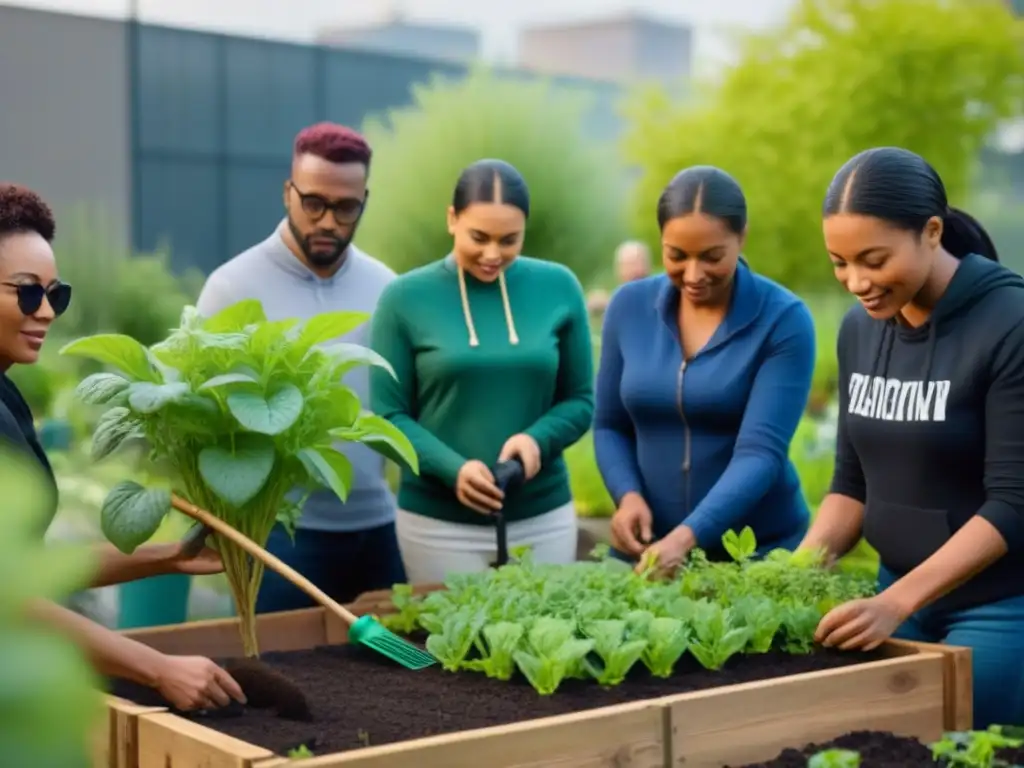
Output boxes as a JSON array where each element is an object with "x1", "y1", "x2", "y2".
[
  {"x1": 800, "y1": 147, "x2": 1024, "y2": 729},
  {"x1": 0, "y1": 183, "x2": 245, "y2": 712}
]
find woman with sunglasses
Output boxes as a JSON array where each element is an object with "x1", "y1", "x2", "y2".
[{"x1": 0, "y1": 183, "x2": 246, "y2": 712}]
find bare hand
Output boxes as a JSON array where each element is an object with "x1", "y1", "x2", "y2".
[
  {"x1": 456, "y1": 460, "x2": 504, "y2": 514},
  {"x1": 153, "y1": 655, "x2": 246, "y2": 711},
  {"x1": 637, "y1": 526, "x2": 696, "y2": 578},
  {"x1": 610, "y1": 492, "x2": 654, "y2": 556},
  {"x1": 815, "y1": 593, "x2": 910, "y2": 651},
  {"x1": 498, "y1": 433, "x2": 542, "y2": 480},
  {"x1": 168, "y1": 544, "x2": 224, "y2": 576}
]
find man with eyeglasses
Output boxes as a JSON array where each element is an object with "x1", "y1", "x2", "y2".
[{"x1": 196, "y1": 122, "x2": 404, "y2": 611}]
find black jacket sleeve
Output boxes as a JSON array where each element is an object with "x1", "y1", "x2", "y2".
[
  {"x1": 829, "y1": 313, "x2": 866, "y2": 503},
  {"x1": 978, "y1": 322, "x2": 1024, "y2": 553}
]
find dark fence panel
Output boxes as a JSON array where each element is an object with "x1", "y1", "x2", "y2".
[{"x1": 130, "y1": 24, "x2": 624, "y2": 275}]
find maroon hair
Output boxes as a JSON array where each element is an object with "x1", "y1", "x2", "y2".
[
  {"x1": 0, "y1": 183, "x2": 56, "y2": 243},
  {"x1": 293, "y1": 122, "x2": 372, "y2": 168}
]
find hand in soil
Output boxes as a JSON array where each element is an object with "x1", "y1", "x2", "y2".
[
  {"x1": 154, "y1": 655, "x2": 246, "y2": 711},
  {"x1": 455, "y1": 460, "x2": 504, "y2": 514},
  {"x1": 815, "y1": 593, "x2": 909, "y2": 651},
  {"x1": 166, "y1": 543, "x2": 225, "y2": 576}
]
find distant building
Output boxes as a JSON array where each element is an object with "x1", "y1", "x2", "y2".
[
  {"x1": 518, "y1": 14, "x2": 693, "y2": 85},
  {"x1": 317, "y1": 18, "x2": 480, "y2": 64}
]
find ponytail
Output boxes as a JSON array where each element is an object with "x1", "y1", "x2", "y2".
[{"x1": 942, "y1": 207, "x2": 999, "y2": 262}]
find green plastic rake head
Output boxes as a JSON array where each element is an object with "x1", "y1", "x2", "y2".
[{"x1": 348, "y1": 614, "x2": 436, "y2": 670}]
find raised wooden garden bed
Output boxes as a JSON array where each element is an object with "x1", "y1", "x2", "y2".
[{"x1": 93, "y1": 586, "x2": 971, "y2": 768}]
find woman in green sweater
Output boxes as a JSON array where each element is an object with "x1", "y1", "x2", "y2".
[{"x1": 369, "y1": 159, "x2": 594, "y2": 583}]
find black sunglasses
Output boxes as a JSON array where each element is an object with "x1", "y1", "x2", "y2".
[{"x1": 2, "y1": 282, "x2": 72, "y2": 317}]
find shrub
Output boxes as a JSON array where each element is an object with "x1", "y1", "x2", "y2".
[{"x1": 357, "y1": 66, "x2": 628, "y2": 286}]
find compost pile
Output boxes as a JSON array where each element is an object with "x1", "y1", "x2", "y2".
[{"x1": 381, "y1": 529, "x2": 876, "y2": 694}]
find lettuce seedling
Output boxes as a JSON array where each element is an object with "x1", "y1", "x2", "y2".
[
  {"x1": 62, "y1": 300, "x2": 419, "y2": 657},
  {"x1": 425, "y1": 610, "x2": 486, "y2": 671},
  {"x1": 513, "y1": 617, "x2": 594, "y2": 695},
  {"x1": 639, "y1": 617, "x2": 690, "y2": 678},
  {"x1": 688, "y1": 601, "x2": 750, "y2": 671},
  {"x1": 721, "y1": 525, "x2": 757, "y2": 563},
  {"x1": 582, "y1": 620, "x2": 648, "y2": 686},
  {"x1": 730, "y1": 596, "x2": 784, "y2": 653},
  {"x1": 381, "y1": 584, "x2": 422, "y2": 634},
  {"x1": 808, "y1": 748, "x2": 860, "y2": 767},
  {"x1": 464, "y1": 622, "x2": 525, "y2": 680},
  {"x1": 780, "y1": 605, "x2": 822, "y2": 655},
  {"x1": 930, "y1": 725, "x2": 1023, "y2": 767}
]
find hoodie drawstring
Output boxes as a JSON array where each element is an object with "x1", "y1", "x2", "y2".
[{"x1": 457, "y1": 266, "x2": 519, "y2": 347}]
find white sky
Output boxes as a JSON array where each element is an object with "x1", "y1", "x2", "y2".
[{"x1": 3, "y1": 0, "x2": 796, "y2": 69}]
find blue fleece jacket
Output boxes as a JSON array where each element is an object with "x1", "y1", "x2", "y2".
[{"x1": 594, "y1": 261, "x2": 815, "y2": 554}]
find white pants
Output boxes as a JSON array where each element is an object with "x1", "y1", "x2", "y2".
[{"x1": 396, "y1": 502, "x2": 578, "y2": 584}]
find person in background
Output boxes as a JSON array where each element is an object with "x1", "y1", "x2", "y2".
[
  {"x1": 0, "y1": 183, "x2": 244, "y2": 711},
  {"x1": 801, "y1": 147, "x2": 1024, "y2": 729},
  {"x1": 594, "y1": 166, "x2": 815, "y2": 574},
  {"x1": 586, "y1": 240, "x2": 652, "y2": 315},
  {"x1": 196, "y1": 122, "x2": 405, "y2": 610},
  {"x1": 370, "y1": 159, "x2": 594, "y2": 583}
]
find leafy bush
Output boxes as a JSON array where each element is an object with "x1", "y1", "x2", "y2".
[
  {"x1": 0, "y1": 447, "x2": 100, "y2": 767},
  {"x1": 622, "y1": 0, "x2": 1024, "y2": 291},
  {"x1": 61, "y1": 300, "x2": 419, "y2": 656},
  {"x1": 357, "y1": 66, "x2": 628, "y2": 286},
  {"x1": 383, "y1": 529, "x2": 874, "y2": 694}
]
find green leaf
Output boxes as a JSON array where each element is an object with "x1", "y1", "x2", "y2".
[
  {"x1": 332, "y1": 413, "x2": 419, "y2": 474},
  {"x1": 324, "y1": 342, "x2": 396, "y2": 378},
  {"x1": 100, "y1": 481, "x2": 172, "y2": 554},
  {"x1": 298, "y1": 446, "x2": 354, "y2": 503},
  {"x1": 91, "y1": 406, "x2": 143, "y2": 461},
  {"x1": 292, "y1": 311, "x2": 370, "y2": 352},
  {"x1": 227, "y1": 384, "x2": 304, "y2": 435},
  {"x1": 198, "y1": 435, "x2": 276, "y2": 507},
  {"x1": 126, "y1": 381, "x2": 190, "y2": 414},
  {"x1": 73, "y1": 372, "x2": 131, "y2": 405},
  {"x1": 198, "y1": 372, "x2": 261, "y2": 391},
  {"x1": 59, "y1": 334, "x2": 156, "y2": 381},
  {"x1": 202, "y1": 298, "x2": 267, "y2": 332}
]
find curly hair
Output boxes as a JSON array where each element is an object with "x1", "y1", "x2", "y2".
[
  {"x1": 294, "y1": 123, "x2": 372, "y2": 168},
  {"x1": 0, "y1": 183, "x2": 56, "y2": 243}
]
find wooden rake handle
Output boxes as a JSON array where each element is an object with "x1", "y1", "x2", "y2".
[{"x1": 170, "y1": 494, "x2": 359, "y2": 626}]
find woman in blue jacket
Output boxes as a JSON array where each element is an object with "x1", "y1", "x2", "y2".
[{"x1": 594, "y1": 166, "x2": 815, "y2": 573}]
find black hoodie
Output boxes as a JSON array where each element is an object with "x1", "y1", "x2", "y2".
[
  {"x1": 0, "y1": 373, "x2": 58, "y2": 533},
  {"x1": 831, "y1": 253, "x2": 1024, "y2": 612}
]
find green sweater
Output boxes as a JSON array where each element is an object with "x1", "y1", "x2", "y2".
[{"x1": 369, "y1": 255, "x2": 594, "y2": 525}]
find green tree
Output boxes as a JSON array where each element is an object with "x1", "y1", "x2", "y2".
[
  {"x1": 357, "y1": 66, "x2": 628, "y2": 286},
  {"x1": 0, "y1": 448, "x2": 100, "y2": 767},
  {"x1": 624, "y1": 0, "x2": 1024, "y2": 291}
]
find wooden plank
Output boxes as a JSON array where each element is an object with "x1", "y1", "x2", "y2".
[
  {"x1": 121, "y1": 608, "x2": 328, "y2": 656},
  {"x1": 885, "y1": 639, "x2": 973, "y2": 730},
  {"x1": 136, "y1": 712, "x2": 276, "y2": 768},
  {"x1": 296, "y1": 701, "x2": 667, "y2": 768},
  {"x1": 94, "y1": 696, "x2": 166, "y2": 768},
  {"x1": 665, "y1": 653, "x2": 946, "y2": 768}
]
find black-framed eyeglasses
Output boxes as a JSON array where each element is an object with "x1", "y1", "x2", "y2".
[
  {"x1": 2, "y1": 281, "x2": 72, "y2": 317},
  {"x1": 288, "y1": 181, "x2": 367, "y2": 225}
]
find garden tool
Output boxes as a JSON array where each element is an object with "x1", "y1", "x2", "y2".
[
  {"x1": 169, "y1": 494, "x2": 436, "y2": 671},
  {"x1": 488, "y1": 457, "x2": 525, "y2": 568}
]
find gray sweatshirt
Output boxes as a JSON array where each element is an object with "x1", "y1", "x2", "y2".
[{"x1": 196, "y1": 225, "x2": 398, "y2": 532}]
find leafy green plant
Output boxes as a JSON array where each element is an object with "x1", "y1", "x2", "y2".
[
  {"x1": 382, "y1": 528, "x2": 875, "y2": 694},
  {"x1": 357, "y1": 65, "x2": 627, "y2": 288},
  {"x1": 60, "y1": 300, "x2": 419, "y2": 656},
  {"x1": 808, "y1": 748, "x2": 861, "y2": 768},
  {"x1": 288, "y1": 744, "x2": 315, "y2": 759},
  {"x1": 0, "y1": 447, "x2": 101, "y2": 767},
  {"x1": 930, "y1": 726, "x2": 1024, "y2": 767}
]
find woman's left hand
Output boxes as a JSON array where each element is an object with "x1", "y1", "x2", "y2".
[
  {"x1": 498, "y1": 434, "x2": 542, "y2": 480},
  {"x1": 636, "y1": 526, "x2": 696, "y2": 577},
  {"x1": 815, "y1": 592, "x2": 910, "y2": 651}
]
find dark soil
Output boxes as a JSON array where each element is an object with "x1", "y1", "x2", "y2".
[
  {"x1": 734, "y1": 730, "x2": 1024, "y2": 767},
  {"x1": 110, "y1": 644, "x2": 884, "y2": 757}
]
